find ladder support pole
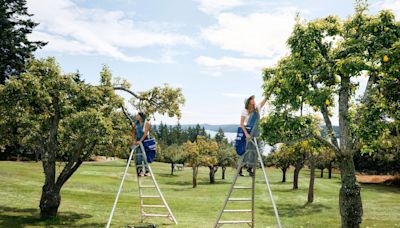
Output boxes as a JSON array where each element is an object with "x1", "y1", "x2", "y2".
[
  {"x1": 106, "y1": 145, "x2": 137, "y2": 228},
  {"x1": 251, "y1": 161, "x2": 256, "y2": 228},
  {"x1": 213, "y1": 155, "x2": 246, "y2": 228},
  {"x1": 139, "y1": 143, "x2": 178, "y2": 225},
  {"x1": 254, "y1": 138, "x2": 282, "y2": 228}
]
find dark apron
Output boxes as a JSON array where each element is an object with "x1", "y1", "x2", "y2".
[
  {"x1": 243, "y1": 110, "x2": 261, "y2": 165},
  {"x1": 135, "y1": 121, "x2": 149, "y2": 170}
]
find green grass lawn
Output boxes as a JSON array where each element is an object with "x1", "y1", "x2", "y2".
[{"x1": 0, "y1": 161, "x2": 399, "y2": 228}]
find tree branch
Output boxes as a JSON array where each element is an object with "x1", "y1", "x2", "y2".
[
  {"x1": 42, "y1": 96, "x2": 60, "y2": 188},
  {"x1": 113, "y1": 86, "x2": 158, "y2": 107},
  {"x1": 279, "y1": 133, "x2": 339, "y2": 154},
  {"x1": 311, "y1": 81, "x2": 339, "y2": 149},
  {"x1": 113, "y1": 87, "x2": 141, "y2": 99},
  {"x1": 313, "y1": 134, "x2": 340, "y2": 154},
  {"x1": 121, "y1": 105, "x2": 134, "y2": 128},
  {"x1": 55, "y1": 138, "x2": 85, "y2": 188},
  {"x1": 351, "y1": 70, "x2": 377, "y2": 148}
]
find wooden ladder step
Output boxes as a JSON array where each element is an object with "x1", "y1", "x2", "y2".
[
  {"x1": 142, "y1": 205, "x2": 166, "y2": 208},
  {"x1": 223, "y1": 209, "x2": 252, "y2": 213},
  {"x1": 228, "y1": 198, "x2": 252, "y2": 202},
  {"x1": 233, "y1": 186, "x2": 252, "y2": 189},
  {"x1": 143, "y1": 213, "x2": 169, "y2": 217},
  {"x1": 140, "y1": 195, "x2": 160, "y2": 198},
  {"x1": 218, "y1": 220, "x2": 252, "y2": 224}
]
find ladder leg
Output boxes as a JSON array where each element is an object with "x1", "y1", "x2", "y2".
[
  {"x1": 213, "y1": 155, "x2": 246, "y2": 228},
  {"x1": 138, "y1": 147, "x2": 145, "y2": 223},
  {"x1": 254, "y1": 138, "x2": 282, "y2": 228},
  {"x1": 106, "y1": 146, "x2": 137, "y2": 228},
  {"x1": 139, "y1": 143, "x2": 178, "y2": 224},
  {"x1": 251, "y1": 157, "x2": 256, "y2": 228}
]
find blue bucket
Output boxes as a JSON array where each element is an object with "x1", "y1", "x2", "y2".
[
  {"x1": 143, "y1": 138, "x2": 157, "y2": 163},
  {"x1": 235, "y1": 126, "x2": 252, "y2": 156}
]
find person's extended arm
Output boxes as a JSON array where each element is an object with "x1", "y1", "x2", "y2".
[
  {"x1": 259, "y1": 98, "x2": 268, "y2": 109},
  {"x1": 240, "y1": 116, "x2": 251, "y2": 140}
]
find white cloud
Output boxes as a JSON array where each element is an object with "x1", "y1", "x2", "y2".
[
  {"x1": 373, "y1": 0, "x2": 400, "y2": 19},
  {"x1": 197, "y1": 56, "x2": 279, "y2": 72},
  {"x1": 201, "y1": 10, "x2": 296, "y2": 58},
  {"x1": 197, "y1": 0, "x2": 245, "y2": 15},
  {"x1": 27, "y1": 0, "x2": 195, "y2": 63}
]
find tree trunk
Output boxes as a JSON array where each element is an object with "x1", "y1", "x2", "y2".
[
  {"x1": 320, "y1": 168, "x2": 324, "y2": 178},
  {"x1": 281, "y1": 168, "x2": 287, "y2": 182},
  {"x1": 293, "y1": 166, "x2": 301, "y2": 190},
  {"x1": 328, "y1": 161, "x2": 332, "y2": 179},
  {"x1": 338, "y1": 76, "x2": 362, "y2": 227},
  {"x1": 192, "y1": 166, "x2": 198, "y2": 188},
  {"x1": 171, "y1": 162, "x2": 174, "y2": 175},
  {"x1": 209, "y1": 166, "x2": 215, "y2": 183},
  {"x1": 40, "y1": 98, "x2": 59, "y2": 219},
  {"x1": 39, "y1": 186, "x2": 61, "y2": 219},
  {"x1": 222, "y1": 166, "x2": 226, "y2": 180},
  {"x1": 209, "y1": 166, "x2": 218, "y2": 183},
  {"x1": 308, "y1": 157, "x2": 315, "y2": 203},
  {"x1": 339, "y1": 156, "x2": 363, "y2": 228}
]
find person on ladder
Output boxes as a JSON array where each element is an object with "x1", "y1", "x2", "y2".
[
  {"x1": 239, "y1": 95, "x2": 267, "y2": 176},
  {"x1": 132, "y1": 112, "x2": 151, "y2": 176}
]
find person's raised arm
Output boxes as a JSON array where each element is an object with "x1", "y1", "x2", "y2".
[
  {"x1": 240, "y1": 116, "x2": 251, "y2": 140},
  {"x1": 259, "y1": 98, "x2": 268, "y2": 109}
]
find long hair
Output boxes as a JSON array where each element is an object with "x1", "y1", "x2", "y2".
[
  {"x1": 245, "y1": 96, "x2": 257, "y2": 114},
  {"x1": 138, "y1": 112, "x2": 146, "y2": 124}
]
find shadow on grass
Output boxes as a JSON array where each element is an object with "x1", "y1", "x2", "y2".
[
  {"x1": 258, "y1": 202, "x2": 331, "y2": 218},
  {"x1": 0, "y1": 206, "x2": 103, "y2": 227}
]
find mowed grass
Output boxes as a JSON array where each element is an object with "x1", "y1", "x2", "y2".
[{"x1": 0, "y1": 161, "x2": 399, "y2": 228}]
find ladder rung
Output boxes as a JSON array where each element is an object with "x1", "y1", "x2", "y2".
[
  {"x1": 228, "y1": 198, "x2": 252, "y2": 202},
  {"x1": 233, "y1": 186, "x2": 252, "y2": 189},
  {"x1": 223, "y1": 209, "x2": 252, "y2": 213},
  {"x1": 139, "y1": 185, "x2": 156, "y2": 188},
  {"x1": 142, "y1": 205, "x2": 166, "y2": 208},
  {"x1": 218, "y1": 220, "x2": 252, "y2": 224},
  {"x1": 141, "y1": 195, "x2": 160, "y2": 198},
  {"x1": 143, "y1": 213, "x2": 169, "y2": 217}
]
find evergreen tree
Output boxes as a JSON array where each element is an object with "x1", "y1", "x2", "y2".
[{"x1": 0, "y1": 0, "x2": 46, "y2": 83}]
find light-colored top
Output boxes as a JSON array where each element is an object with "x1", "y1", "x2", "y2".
[{"x1": 241, "y1": 104, "x2": 261, "y2": 124}]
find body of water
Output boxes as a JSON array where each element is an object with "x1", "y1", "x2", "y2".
[{"x1": 206, "y1": 130, "x2": 272, "y2": 155}]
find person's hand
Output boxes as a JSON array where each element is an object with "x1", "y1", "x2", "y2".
[
  {"x1": 135, "y1": 140, "x2": 141, "y2": 145},
  {"x1": 245, "y1": 133, "x2": 251, "y2": 140}
]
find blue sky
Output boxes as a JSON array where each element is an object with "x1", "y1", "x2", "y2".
[{"x1": 27, "y1": 0, "x2": 399, "y2": 125}]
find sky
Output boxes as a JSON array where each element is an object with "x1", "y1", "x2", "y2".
[{"x1": 27, "y1": 0, "x2": 400, "y2": 125}]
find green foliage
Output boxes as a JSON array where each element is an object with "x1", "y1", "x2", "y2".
[
  {"x1": 216, "y1": 143, "x2": 236, "y2": 168},
  {"x1": 163, "y1": 144, "x2": 185, "y2": 164},
  {"x1": 262, "y1": 5, "x2": 400, "y2": 225},
  {"x1": 129, "y1": 84, "x2": 185, "y2": 119},
  {"x1": 183, "y1": 136, "x2": 219, "y2": 168},
  {"x1": 151, "y1": 123, "x2": 209, "y2": 154},
  {"x1": 261, "y1": 112, "x2": 320, "y2": 145},
  {"x1": 267, "y1": 145, "x2": 292, "y2": 171},
  {"x1": 215, "y1": 128, "x2": 228, "y2": 145},
  {"x1": 0, "y1": 0, "x2": 46, "y2": 83},
  {"x1": 0, "y1": 58, "x2": 125, "y2": 160}
]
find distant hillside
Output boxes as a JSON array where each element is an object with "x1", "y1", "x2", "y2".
[
  {"x1": 161, "y1": 124, "x2": 340, "y2": 136},
  {"x1": 154, "y1": 124, "x2": 239, "y2": 133}
]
